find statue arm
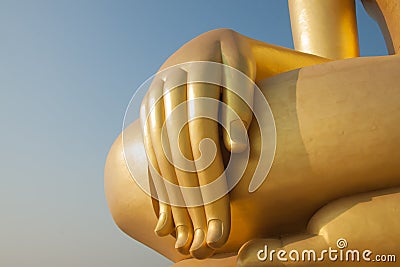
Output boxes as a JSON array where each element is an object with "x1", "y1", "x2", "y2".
[{"x1": 288, "y1": 0, "x2": 359, "y2": 59}]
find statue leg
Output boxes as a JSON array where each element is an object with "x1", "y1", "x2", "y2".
[
  {"x1": 237, "y1": 186, "x2": 400, "y2": 266},
  {"x1": 105, "y1": 54, "x2": 400, "y2": 265},
  {"x1": 225, "y1": 54, "x2": 400, "y2": 251},
  {"x1": 104, "y1": 128, "x2": 186, "y2": 263}
]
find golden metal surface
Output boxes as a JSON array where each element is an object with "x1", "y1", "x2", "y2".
[
  {"x1": 105, "y1": 1, "x2": 400, "y2": 266},
  {"x1": 362, "y1": 0, "x2": 400, "y2": 54},
  {"x1": 288, "y1": 0, "x2": 359, "y2": 59}
]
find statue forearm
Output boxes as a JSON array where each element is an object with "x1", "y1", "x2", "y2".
[{"x1": 288, "y1": 0, "x2": 359, "y2": 59}]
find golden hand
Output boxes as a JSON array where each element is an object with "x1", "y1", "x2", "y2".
[{"x1": 140, "y1": 29, "x2": 256, "y2": 259}]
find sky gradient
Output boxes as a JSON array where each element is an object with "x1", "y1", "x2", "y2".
[{"x1": 0, "y1": 1, "x2": 387, "y2": 266}]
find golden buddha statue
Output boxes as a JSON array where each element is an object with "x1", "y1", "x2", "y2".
[{"x1": 105, "y1": 0, "x2": 400, "y2": 266}]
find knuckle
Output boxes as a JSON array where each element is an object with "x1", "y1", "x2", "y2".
[{"x1": 204, "y1": 28, "x2": 237, "y2": 37}]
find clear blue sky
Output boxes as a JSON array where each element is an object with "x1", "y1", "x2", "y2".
[{"x1": 0, "y1": 1, "x2": 387, "y2": 266}]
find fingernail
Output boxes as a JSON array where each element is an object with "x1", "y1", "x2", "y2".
[
  {"x1": 154, "y1": 212, "x2": 168, "y2": 236},
  {"x1": 230, "y1": 119, "x2": 248, "y2": 152},
  {"x1": 175, "y1": 225, "x2": 191, "y2": 255},
  {"x1": 191, "y1": 228, "x2": 206, "y2": 251},
  {"x1": 206, "y1": 219, "x2": 224, "y2": 248},
  {"x1": 190, "y1": 229, "x2": 214, "y2": 259}
]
